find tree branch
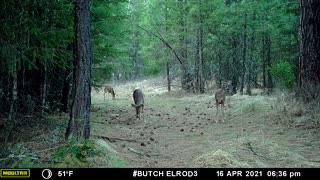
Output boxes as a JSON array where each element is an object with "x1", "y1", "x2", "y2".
[{"x1": 137, "y1": 25, "x2": 183, "y2": 65}]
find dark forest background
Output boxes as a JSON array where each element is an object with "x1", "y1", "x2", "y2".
[{"x1": 0, "y1": 0, "x2": 319, "y2": 168}]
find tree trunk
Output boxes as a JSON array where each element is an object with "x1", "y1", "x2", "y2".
[
  {"x1": 217, "y1": 52, "x2": 222, "y2": 88},
  {"x1": 266, "y1": 33, "x2": 273, "y2": 94},
  {"x1": 246, "y1": 12, "x2": 256, "y2": 96},
  {"x1": 179, "y1": 0, "x2": 193, "y2": 92},
  {"x1": 196, "y1": 0, "x2": 205, "y2": 93},
  {"x1": 41, "y1": 64, "x2": 47, "y2": 117},
  {"x1": 166, "y1": 62, "x2": 171, "y2": 91},
  {"x1": 262, "y1": 35, "x2": 266, "y2": 89},
  {"x1": 165, "y1": 1, "x2": 171, "y2": 92},
  {"x1": 65, "y1": 0, "x2": 92, "y2": 140},
  {"x1": 246, "y1": 60, "x2": 252, "y2": 95},
  {"x1": 5, "y1": 58, "x2": 18, "y2": 144},
  {"x1": 231, "y1": 37, "x2": 238, "y2": 95},
  {"x1": 60, "y1": 43, "x2": 74, "y2": 112},
  {"x1": 132, "y1": 32, "x2": 140, "y2": 80},
  {"x1": 61, "y1": 68, "x2": 72, "y2": 113},
  {"x1": 240, "y1": 13, "x2": 247, "y2": 95},
  {"x1": 298, "y1": 0, "x2": 320, "y2": 100}
]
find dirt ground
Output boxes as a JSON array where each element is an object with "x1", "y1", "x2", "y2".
[{"x1": 90, "y1": 78, "x2": 320, "y2": 168}]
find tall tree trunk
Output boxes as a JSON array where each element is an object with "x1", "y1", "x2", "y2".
[
  {"x1": 196, "y1": 0, "x2": 204, "y2": 93},
  {"x1": 5, "y1": 58, "x2": 18, "y2": 144},
  {"x1": 298, "y1": 0, "x2": 320, "y2": 100},
  {"x1": 65, "y1": 0, "x2": 92, "y2": 140},
  {"x1": 240, "y1": 13, "x2": 247, "y2": 95},
  {"x1": 246, "y1": 56, "x2": 252, "y2": 95},
  {"x1": 41, "y1": 63, "x2": 47, "y2": 117},
  {"x1": 266, "y1": 33, "x2": 273, "y2": 94},
  {"x1": 166, "y1": 62, "x2": 171, "y2": 91},
  {"x1": 132, "y1": 32, "x2": 140, "y2": 80},
  {"x1": 262, "y1": 35, "x2": 266, "y2": 89},
  {"x1": 61, "y1": 71, "x2": 71, "y2": 113},
  {"x1": 246, "y1": 12, "x2": 256, "y2": 96},
  {"x1": 165, "y1": 0, "x2": 171, "y2": 92},
  {"x1": 179, "y1": 0, "x2": 192, "y2": 92},
  {"x1": 60, "y1": 43, "x2": 74, "y2": 112},
  {"x1": 217, "y1": 51, "x2": 223, "y2": 88},
  {"x1": 231, "y1": 37, "x2": 238, "y2": 95}
]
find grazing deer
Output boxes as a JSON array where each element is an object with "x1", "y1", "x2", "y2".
[
  {"x1": 214, "y1": 81, "x2": 230, "y2": 123},
  {"x1": 131, "y1": 89, "x2": 144, "y2": 120},
  {"x1": 104, "y1": 85, "x2": 115, "y2": 100}
]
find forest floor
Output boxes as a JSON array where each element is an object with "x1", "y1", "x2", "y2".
[
  {"x1": 2, "y1": 77, "x2": 320, "y2": 168},
  {"x1": 89, "y1": 77, "x2": 320, "y2": 168}
]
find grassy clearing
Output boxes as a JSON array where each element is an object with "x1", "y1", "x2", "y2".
[{"x1": 1, "y1": 77, "x2": 320, "y2": 168}]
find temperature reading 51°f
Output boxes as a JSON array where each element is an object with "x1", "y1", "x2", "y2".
[{"x1": 58, "y1": 171, "x2": 73, "y2": 177}]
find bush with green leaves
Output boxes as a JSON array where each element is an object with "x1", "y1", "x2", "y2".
[
  {"x1": 52, "y1": 139, "x2": 97, "y2": 165},
  {"x1": 271, "y1": 62, "x2": 295, "y2": 89}
]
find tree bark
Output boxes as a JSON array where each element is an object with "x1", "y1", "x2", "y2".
[
  {"x1": 196, "y1": 0, "x2": 205, "y2": 93},
  {"x1": 5, "y1": 58, "x2": 18, "y2": 144},
  {"x1": 178, "y1": 0, "x2": 193, "y2": 92},
  {"x1": 246, "y1": 12, "x2": 256, "y2": 96},
  {"x1": 166, "y1": 62, "x2": 171, "y2": 91},
  {"x1": 65, "y1": 0, "x2": 92, "y2": 140},
  {"x1": 40, "y1": 63, "x2": 47, "y2": 117},
  {"x1": 240, "y1": 13, "x2": 247, "y2": 95},
  {"x1": 132, "y1": 32, "x2": 140, "y2": 80},
  {"x1": 266, "y1": 33, "x2": 273, "y2": 94},
  {"x1": 231, "y1": 37, "x2": 238, "y2": 95},
  {"x1": 165, "y1": 1, "x2": 171, "y2": 92},
  {"x1": 60, "y1": 43, "x2": 74, "y2": 112},
  {"x1": 262, "y1": 35, "x2": 266, "y2": 89},
  {"x1": 298, "y1": 0, "x2": 320, "y2": 99}
]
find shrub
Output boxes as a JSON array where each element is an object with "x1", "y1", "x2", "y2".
[
  {"x1": 52, "y1": 139, "x2": 97, "y2": 165},
  {"x1": 271, "y1": 62, "x2": 295, "y2": 89}
]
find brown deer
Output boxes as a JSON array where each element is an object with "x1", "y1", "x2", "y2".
[
  {"x1": 104, "y1": 85, "x2": 115, "y2": 100},
  {"x1": 214, "y1": 81, "x2": 230, "y2": 123},
  {"x1": 131, "y1": 89, "x2": 144, "y2": 120}
]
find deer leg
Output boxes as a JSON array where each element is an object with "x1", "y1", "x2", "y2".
[
  {"x1": 222, "y1": 103, "x2": 225, "y2": 123},
  {"x1": 142, "y1": 105, "x2": 145, "y2": 124},
  {"x1": 215, "y1": 102, "x2": 219, "y2": 123},
  {"x1": 136, "y1": 107, "x2": 139, "y2": 120}
]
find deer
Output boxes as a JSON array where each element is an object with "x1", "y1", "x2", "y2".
[
  {"x1": 214, "y1": 81, "x2": 231, "y2": 123},
  {"x1": 131, "y1": 89, "x2": 144, "y2": 121},
  {"x1": 104, "y1": 85, "x2": 115, "y2": 100}
]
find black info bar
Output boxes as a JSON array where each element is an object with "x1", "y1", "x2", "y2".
[{"x1": 0, "y1": 168, "x2": 318, "y2": 179}]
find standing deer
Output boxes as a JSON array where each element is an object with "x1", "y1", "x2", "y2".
[
  {"x1": 214, "y1": 81, "x2": 230, "y2": 123},
  {"x1": 104, "y1": 85, "x2": 115, "y2": 100},
  {"x1": 131, "y1": 89, "x2": 144, "y2": 120}
]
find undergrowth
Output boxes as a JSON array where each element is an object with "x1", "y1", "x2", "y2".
[{"x1": 52, "y1": 139, "x2": 98, "y2": 168}]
